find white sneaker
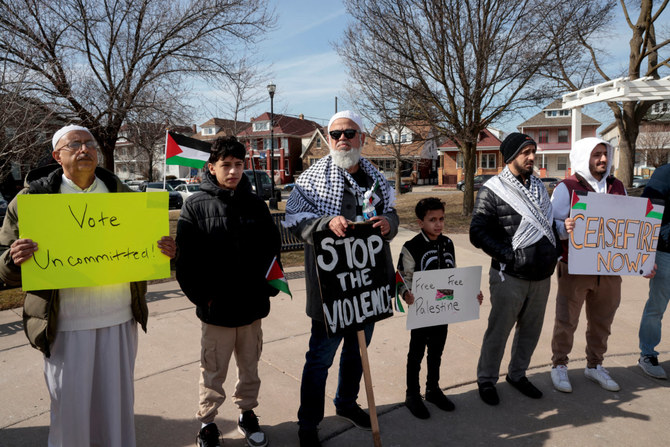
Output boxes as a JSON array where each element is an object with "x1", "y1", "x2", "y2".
[
  {"x1": 584, "y1": 365, "x2": 620, "y2": 391},
  {"x1": 638, "y1": 355, "x2": 668, "y2": 379},
  {"x1": 551, "y1": 365, "x2": 572, "y2": 393}
]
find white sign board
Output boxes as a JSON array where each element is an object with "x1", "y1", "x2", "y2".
[
  {"x1": 568, "y1": 191, "x2": 664, "y2": 276},
  {"x1": 406, "y1": 266, "x2": 481, "y2": 330}
]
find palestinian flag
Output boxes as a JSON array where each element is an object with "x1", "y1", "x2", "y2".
[
  {"x1": 571, "y1": 191, "x2": 586, "y2": 210},
  {"x1": 165, "y1": 131, "x2": 211, "y2": 169},
  {"x1": 646, "y1": 199, "x2": 664, "y2": 220},
  {"x1": 394, "y1": 271, "x2": 406, "y2": 313},
  {"x1": 266, "y1": 256, "x2": 292, "y2": 298}
]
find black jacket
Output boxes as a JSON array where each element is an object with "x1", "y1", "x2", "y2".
[
  {"x1": 176, "y1": 171, "x2": 281, "y2": 327},
  {"x1": 470, "y1": 185, "x2": 559, "y2": 280},
  {"x1": 642, "y1": 163, "x2": 670, "y2": 254}
]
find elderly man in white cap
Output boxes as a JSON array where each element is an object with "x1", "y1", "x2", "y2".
[
  {"x1": 0, "y1": 125, "x2": 176, "y2": 447},
  {"x1": 284, "y1": 110, "x2": 399, "y2": 447}
]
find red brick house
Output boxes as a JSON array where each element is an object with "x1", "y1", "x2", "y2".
[
  {"x1": 518, "y1": 99, "x2": 600, "y2": 178},
  {"x1": 438, "y1": 128, "x2": 504, "y2": 186},
  {"x1": 237, "y1": 113, "x2": 323, "y2": 184}
]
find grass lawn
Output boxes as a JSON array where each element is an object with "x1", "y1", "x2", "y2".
[{"x1": 0, "y1": 190, "x2": 469, "y2": 311}]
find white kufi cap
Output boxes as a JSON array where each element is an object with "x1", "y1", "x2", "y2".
[
  {"x1": 328, "y1": 110, "x2": 365, "y2": 133},
  {"x1": 52, "y1": 125, "x2": 94, "y2": 150}
]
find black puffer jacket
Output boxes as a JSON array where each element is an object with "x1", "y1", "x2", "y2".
[
  {"x1": 176, "y1": 171, "x2": 281, "y2": 327},
  {"x1": 470, "y1": 185, "x2": 559, "y2": 280}
]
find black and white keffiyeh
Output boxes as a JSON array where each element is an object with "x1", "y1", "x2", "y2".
[
  {"x1": 283, "y1": 155, "x2": 395, "y2": 228},
  {"x1": 484, "y1": 166, "x2": 556, "y2": 250}
]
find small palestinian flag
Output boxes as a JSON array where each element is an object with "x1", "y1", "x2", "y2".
[
  {"x1": 571, "y1": 191, "x2": 586, "y2": 210},
  {"x1": 266, "y1": 256, "x2": 292, "y2": 298},
  {"x1": 165, "y1": 131, "x2": 212, "y2": 169},
  {"x1": 394, "y1": 271, "x2": 406, "y2": 313},
  {"x1": 646, "y1": 199, "x2": 664, "y2": 220}
]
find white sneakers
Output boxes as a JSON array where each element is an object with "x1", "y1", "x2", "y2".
[
  {"x1": 551, "y1": 364, "x2": 620, "y2": 392},
  {"x1": 551, "y1": 365, "x2": 572, "y2": 393},
  {"x1": 584, "y1": 365, "x2": 620, "y2": 391}
]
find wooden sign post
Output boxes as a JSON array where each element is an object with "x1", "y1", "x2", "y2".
[{"x1": 313, "y1": 222, "x2": 393, "y2": 447}]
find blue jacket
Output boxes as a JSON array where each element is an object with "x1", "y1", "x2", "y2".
[{"x1": 642, "y1": 163, "x2": 670, "y2": 253}]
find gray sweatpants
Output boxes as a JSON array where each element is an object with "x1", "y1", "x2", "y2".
[{"x1": 477, "y1": 268, "x2": 551, "y2": 384}]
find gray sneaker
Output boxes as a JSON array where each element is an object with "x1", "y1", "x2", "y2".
[{"x1": 638, "y1": 355, "x2": 668, "y2": 379}]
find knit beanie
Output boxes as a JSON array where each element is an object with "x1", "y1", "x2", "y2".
[{"x1": 500, "y1": 132, "x2": 536, "y2": 163}]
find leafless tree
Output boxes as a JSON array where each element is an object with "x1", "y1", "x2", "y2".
[
  {"x1": 543, "y1": 0, "x2": 670, "y2": 185},
  {"x1": 0, "y1": 61, "x2": 59, "y2": 187},
  {"x1": 218, "y1": 58, "x2": 271, "y2": 134},
  {"x1": 338, "y1": 0, "x2": 607, "y2": 215},
  {"x1": 637, "y1": 124, "x2": 670, "y2": 167},
  {"x1": 0, "y1": 0, "x2": 275, "y2": 171}
]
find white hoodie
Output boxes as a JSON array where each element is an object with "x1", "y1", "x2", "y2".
[{"x1": 551, "y1": 137, "x2": 624, "y2": 240}]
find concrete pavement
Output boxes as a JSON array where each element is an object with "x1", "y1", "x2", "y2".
[{"x1": 1, "y1": 228, "x2": 669, "y2": 446}]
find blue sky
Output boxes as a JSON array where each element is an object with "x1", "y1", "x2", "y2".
[{"x1": 191, "y1": 0, "x2": 667, "y2": 134}]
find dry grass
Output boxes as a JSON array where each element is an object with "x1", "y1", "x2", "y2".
[{"x1": 0, "y1": 191, "x2": 470, "y2": 309}]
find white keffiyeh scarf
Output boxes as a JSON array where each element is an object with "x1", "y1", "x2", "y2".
[
  {"x1": 283, "y1": 155, "x2": 395, "y2": 228},
  {"x1": 484, "y1": 166, "x2": 556, "y2": 250}
]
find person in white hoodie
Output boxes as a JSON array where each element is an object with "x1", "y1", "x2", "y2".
[{"x1": 549, "y1": 137, "x2": 627, "y2": 393}]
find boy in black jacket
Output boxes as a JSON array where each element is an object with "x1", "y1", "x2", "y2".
[
  {"x1": 397, "y1": 198, "x2": 482, "y2": 419},
  {"x1": 176, "y1": 137, "x2": 280, "y2": 447}
]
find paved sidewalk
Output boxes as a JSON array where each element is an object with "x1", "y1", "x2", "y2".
[{"x1": 1, "y1": 229, "x2": 669, "y2": 446}]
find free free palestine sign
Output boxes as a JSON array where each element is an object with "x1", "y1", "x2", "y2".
[
  {"x1": 313, "y1": 223, "x2": 393, "y2": 337},
  {"x1": 17, "y1": 192, "x2": 171, "y2": 290},
  {"x1": 568, "y1": 191, "x2": 664, "y2": 276}
]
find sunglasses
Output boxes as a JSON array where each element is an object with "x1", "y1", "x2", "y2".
[{"x1": 329, "y1": 129, "x2": 358, "y2": 140}]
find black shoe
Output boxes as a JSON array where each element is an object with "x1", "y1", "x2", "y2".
[
  {"x1": 238, "y1": 410, "x2": 267, "y2": 447},
  {"x1": 335, "y1": 405, "x2": 372, "y2": 430},
  {"x1": 405, "y1": 392, "x2": 430, "y2": 419},
  {"x1": 478, "y1": 381, "x2": 500, "y2": 406},
  {"x1": 506, "y1": 375, "x2": 543, "y2": 399},
  {"x1": 298, "y1": 428, "x2": 321, "y2": 447},
  {"x1": 197, "y1": 423, "x2": 221, "y2": 447},
  {"x1": 425, "y1": 389, "x2": 455, "y2": 412}
]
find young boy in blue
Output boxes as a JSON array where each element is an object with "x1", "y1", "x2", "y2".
[{"x1": 397, "y1": 197, "x2": 482, "y2": 419}]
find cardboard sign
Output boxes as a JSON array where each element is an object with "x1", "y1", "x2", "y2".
[
  {"x1": 313, "y1": 223, "x2": 393, "y2": 337},
  {"x1": 17, "y1": 192, "x2": 170, "y2": 290},
  {"x1": 406, "y1": 266, "x2": 481, "y2": 330},
  {"x1": 568, "y1": 191, "x2": 664, "y2": 276}
]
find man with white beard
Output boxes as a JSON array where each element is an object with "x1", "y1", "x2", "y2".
[{"x1": 284, "y1": 110, "x2": 399, "y2": 447}]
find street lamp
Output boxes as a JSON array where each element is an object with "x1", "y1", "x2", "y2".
[{"x1": 267, "y1": 83, "x2": 278, "y2": 209}]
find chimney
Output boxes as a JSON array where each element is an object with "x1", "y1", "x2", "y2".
[
  {"x1": 299, "y1": 114, "x2": 304, "y2": 120},
  {"x1": 192, "y1": 124, "x2": 197, "y2": 134}
]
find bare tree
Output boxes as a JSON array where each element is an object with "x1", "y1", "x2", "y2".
[
  {"x1": 337, "y1": 0, "x2": 609, "y2": 215},
  {"x1": 637, "y1": 126, "x2": 670, "y2": 168},
  {"x1": 0, "y1": 61, "x2": 59, "y2": 186},
  {"x1": 0, "y1": 0, "x2": 275, "y2": 171},
  {"x1": 544, "y1": 0, "x2": 670, "y2": 185},
  {"x1": 219, "y1": 58, "x2": 270, "y2": 134}
]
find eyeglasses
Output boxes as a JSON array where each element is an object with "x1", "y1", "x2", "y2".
[
  {"x1": 329, "y1": 129, "x2": 358, "y2": 140},
  {"x1": 58, "y1": 140, "x2": 99, "y2": 152}
]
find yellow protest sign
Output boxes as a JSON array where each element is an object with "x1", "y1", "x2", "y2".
[{"x1": 17, "y1": 192, "x2": 170, "y2": 291}]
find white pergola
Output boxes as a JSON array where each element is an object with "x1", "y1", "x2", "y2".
[{"x1": 561, "y1": 76, "x2": 670, "y2": 143}]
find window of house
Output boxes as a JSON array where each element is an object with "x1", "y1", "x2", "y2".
[
  {"x1": 558, "y1": 129, "x2": 569, "y2": 143},
  {"x1": 545, "y1": 110, "x2": 557, "y2": 118},
  {"x1": 456, "y1": 152, "x2": 464, "y2": 168},
  {"x1": 557, "y1": 156, "x2": 568, "y2": 171},
  {"x1": 316, "y1": 136, "x2": 321, "y2": 148},
  {"x1": 481, "y1": 153, "x2": 496, "y2": 169},
  {"x1": 250, "y1": 139, "x2": 257, "y2": 150},
  {"x1": 281, "y1": 137, "x2": 289, "y2": 149},
  {"x1": 559, "y1": 109, "x2": 570, "y2": 116},
  {"x1": 652, "y1": 102, "x2": 670, "y2": 114},
  {"x1": 202, "y1": 127, "x2": 216, "y2": 135},
  {"x1": 284, "y1": 159, "x2": 290, "y2": 174},
  {"x1": 264, "y1": 138, "x2": 273, "y2": 150},
  {"x1": 539, "y1": 155, "x2": 547, "y2": 169},
  {"x1": 253, "y1": 121, "x2": 270, "y2": 132},
  {"x1": 538, "y1": 130, "x2": 549, "y2": 143}
]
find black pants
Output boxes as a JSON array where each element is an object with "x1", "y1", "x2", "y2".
[{"x1": 406, "y1": 324, "x2": 449, "y2": 394}]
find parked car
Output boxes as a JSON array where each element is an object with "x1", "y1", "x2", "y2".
[
  {"x1": 457, "y1": 174, "x2": 495, "y2": 191},
  {"x1": 166, "y1": 178, "x2": 187, "y2": 188},
  {"x1": 631, "y1": 177, "x2": 650, "y2": 189},
  {"x1": 139, "y1": 182, "x2": 183, "y2": 209},
  {"x1": 0, "y1": 193, "x2": 7, "y2": 225},
  {"x1": 124, "y1": 180, "x2": 144, "y2": 191},
  {"x1": 244, "y1": 170, "x2": 273, "y2": 200},
  {"x1": 540, "y1": 177, "x2": 561, "y2": 195},
  {"x1": 174, "y1": 183, "x2": 201, "y2": 201},
  {"x1": 388, "y1": 179, "x2": 413, "y2": 194}
]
